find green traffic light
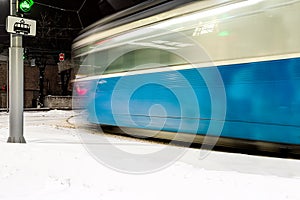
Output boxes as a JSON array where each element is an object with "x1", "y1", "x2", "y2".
[{"x1": 19, "y1": 0, "x2": 34, "y2": 13}]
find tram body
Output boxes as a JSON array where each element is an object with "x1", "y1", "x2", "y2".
[{"x1": 72, "y1": 0, "x2": 300, "y2": 146}]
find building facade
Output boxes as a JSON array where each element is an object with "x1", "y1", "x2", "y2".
[{"x1": 0, "y1": 57, "x2": 72, "y2": 108}]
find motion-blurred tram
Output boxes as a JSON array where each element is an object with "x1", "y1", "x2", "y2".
[{"x1": 72, "y1": 0, "x2": 300, "y2": 154}]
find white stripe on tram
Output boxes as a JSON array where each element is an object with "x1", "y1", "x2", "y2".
[{"x1": 75, "y1": 52, "x2": 300, "y2": 82}]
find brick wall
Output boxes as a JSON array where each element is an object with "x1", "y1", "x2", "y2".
[
  {"x1": 0, "y1": 61, "x2": 71, "y2": 108},
  {"x1": 0, "y1": 61, "x2": 8, "y2": 88},
  {"x1": 0, "y1": 61, "x2": 8, "y2": 108}
]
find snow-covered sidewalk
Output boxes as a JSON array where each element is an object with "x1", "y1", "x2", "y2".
[{"x1": 0, "y1": 110, "x2": 300, "y2": 200}]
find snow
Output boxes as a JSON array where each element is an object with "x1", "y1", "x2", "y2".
[{"x1": 0, "y1": 110, "x2": 300, "y2": 200}]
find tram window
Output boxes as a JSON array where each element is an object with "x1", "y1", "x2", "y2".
[{"x1": 105, "y1": 48, "x2": 186, "y2": 74}]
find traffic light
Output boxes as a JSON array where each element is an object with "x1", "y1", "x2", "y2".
[{"x1": 17, "y1": 0, "x2": 34, "y2": 13}]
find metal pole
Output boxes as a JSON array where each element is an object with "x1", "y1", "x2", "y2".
[
  {"x1": 7, "y1": 0, "x2": 26, "y2": 143},
  {"x1": 6, "y1": 59, "x2": 9, "y2": 112}
]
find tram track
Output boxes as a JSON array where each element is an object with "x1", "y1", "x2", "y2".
[{"x1": 67, "y1": 114, "x2": 300, "y2": 160}]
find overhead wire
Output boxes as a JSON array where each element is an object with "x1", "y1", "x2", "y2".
[
  {"x1": 76, "y1": 0, "x2": 87, "y2": 29},
  {"x1": 34, "y1": 2, "x2": 77, "y2": 12},
  {"x1": 35, "y1": 0, "x2": 88, "y2": 29}
]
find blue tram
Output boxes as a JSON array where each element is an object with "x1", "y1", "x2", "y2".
[{"x1": 72, "y1": 0, "x2": 300, "y2": 149}]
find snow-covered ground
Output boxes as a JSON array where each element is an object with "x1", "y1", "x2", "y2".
[{"x1": 0, "y1": 110, "x2": 300, "y2": 200}]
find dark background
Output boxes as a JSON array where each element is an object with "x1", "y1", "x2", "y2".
[
  {"x1": 0, "y1": 0, "x2": 151, "y2": 107},
  {"x1": 0, "y1": 0, "x2": 148, "y2": 58}
]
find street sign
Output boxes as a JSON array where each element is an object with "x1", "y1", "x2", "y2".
[
  {"x1": 59, "y1": 53, "x2": 65, "y2": 62},
  {"x1": 6, "y1": 16, "x2": 36, "y2": 36}
]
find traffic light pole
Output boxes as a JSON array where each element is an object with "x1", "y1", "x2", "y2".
[{"x1": 7, "y1": 0, "x2": 26, "y2": 143}]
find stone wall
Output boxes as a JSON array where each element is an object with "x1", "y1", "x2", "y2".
[
  {"x1": 44, "y1": 96, "x2": 87, "y2": 110},
  {"x1": 44, "y1": 95, "x2": 72, "y2": 109}
]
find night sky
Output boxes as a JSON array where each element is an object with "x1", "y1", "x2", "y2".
[{"x1": 0, "y1": 0, "x2": 148, "y2": 53}]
